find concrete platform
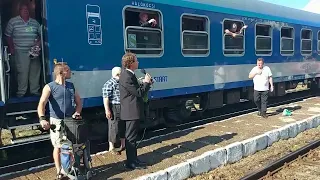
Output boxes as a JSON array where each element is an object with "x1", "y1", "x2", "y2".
[{"x1": 2, "y1": 97, "x2": 320, "y2": 180}]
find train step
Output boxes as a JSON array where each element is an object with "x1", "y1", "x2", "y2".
[
  {"x1": 7, "y1": 115, "x2": 40, "y2": 130},
  {"x1": 11, "y1": 133, "x2": 50, "y2": 144}
]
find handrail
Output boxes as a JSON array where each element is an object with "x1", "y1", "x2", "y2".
[
  {"x1": 40, "y1": 25, "x2": 46, "y2": 84},
  {"x1": 0, "y1": 36, "x2": 6, "y2": 103},
  {"x1": 3, "y1": 46, "x2": 10, "y2": 73}
]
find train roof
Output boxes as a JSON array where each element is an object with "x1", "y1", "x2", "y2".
[{"x1": 147, "y1": 0, "x2": 320, "y2": 27}]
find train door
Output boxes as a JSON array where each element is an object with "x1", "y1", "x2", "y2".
[
  {"x1": 0, "y1": 24, "x2": 7, "y2": 115},
  {"x1": 0, "y1": 0, "x2": 50, "y2": 145}
]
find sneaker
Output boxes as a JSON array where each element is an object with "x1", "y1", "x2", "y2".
[{"x1": 257, "y1": 111, "x2": 261, "y2": 116}]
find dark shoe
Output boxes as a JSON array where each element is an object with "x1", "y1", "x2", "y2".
[
  {"x1": 16, "y1": 94, "x2": 24, "y2": 98},
  {"x1": 135, "y1": 159, "x2": 147, "y2": 166},
  {"x1": 116, "y1": 146, "x2": 125, "y2": 152},
  {"x1": 261, "y1": 112, "x2": 268, "y2": 119},
  {"x1": 125, "y1": 162, "x2": 146, "y2": 170}
]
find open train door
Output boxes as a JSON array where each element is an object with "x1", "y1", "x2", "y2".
[{"x1": 0, "y1": 0, "x2": 50, "y2": 145}]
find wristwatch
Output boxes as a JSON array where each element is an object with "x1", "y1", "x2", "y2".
[{"x1": 39, "y1": 116, "x2": 46, "y2": 121}]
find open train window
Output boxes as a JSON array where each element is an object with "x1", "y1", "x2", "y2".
[
  {"x1": 181, "y1": 14, "x2": 209, "y2": 56},
  {"x1": 318, "y1": 31, "x2": 320, "y2": 55},
  {"x1": 123, "y1": 6, "x2": 163, "y2": 56},
  {"x1": 280, "y1": 26, "x2": 294, "y2": 56},
  {"x1": 301, "y1": 29, "x2": 312, "y2": 56},
  {"x1": 223, "y1": 19, "x2": 245, "y2": 56},
  {"x1": 255, "y1": 24, "x2": 272, "y2": 56}
]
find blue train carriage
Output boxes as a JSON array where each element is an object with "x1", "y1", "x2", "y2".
[{"x1": 1, "y1": 0, "x2": 320, "y2": 146}]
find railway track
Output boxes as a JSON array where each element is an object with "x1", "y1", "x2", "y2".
[
  {"x1": 0, "y1": 89, "x2": 317, "y2": 176},
  {"x1": 240, "y1": 139, "x2": 320, "y2": 180}
]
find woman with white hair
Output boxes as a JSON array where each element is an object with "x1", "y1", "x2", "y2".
[{"x1": 102, "y1": 67, "x2": 125, "y2": 155}]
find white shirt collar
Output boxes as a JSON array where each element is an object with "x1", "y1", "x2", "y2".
[
  {"x1": 126, "y1": 68, "x2": 134, "y2": 74},
  {"x1": 19, "y1": 16, "x2": 30, "y2": 24}
]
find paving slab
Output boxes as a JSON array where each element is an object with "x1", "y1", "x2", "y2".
[{"x1": 3, "y1": 97, "x2": 320, "y2": 180}]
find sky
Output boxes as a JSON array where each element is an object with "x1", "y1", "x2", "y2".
[{"x1": 259, "y1": 0, "x2": 320, "y2": 13}]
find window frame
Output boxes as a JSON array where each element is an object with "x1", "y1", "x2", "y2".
[
  {"x1": 280, "y1": 26, "x2": 294, "y2": 56},
  {"x1": 300, "y1": 28, "x2": 312, "y2": 56},
  {"x1": 317, "y1": 30, "x2": 320, "y2": 55},
  {"x1": 180, "y1": 13, "x2": 210, "y2": 57},
  {"x1": 222, "y1": 18, "x2": 246, "y2": 57},
  {"x1": 122, "y1": 5, "x2": 164, "y2": 58},
  {"x1": 255, "y1": 23, "x2": 273, "y2": 56}
]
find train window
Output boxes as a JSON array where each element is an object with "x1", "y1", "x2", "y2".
[
  {"x1": 301, "y1": 29, "x2": 312, "y2": 56},
  {"x1": 280, "y1": 27, "x2": 294, "y2": 56},
  {"x1": 123, "y1": 7, "x2": 163, "y2": 56},
  {"x1": 318, "y1": 31, "x2": 320, "y2": 54},
  {"x1": 223, "y1": 19, "x2": 245, "y2": 56},
  {"x1": 255, "y1": 24, "x2": 272, "y2": 55},
  {"x1": 181, "y1": 14, "x2": 209, "y2": 56}
]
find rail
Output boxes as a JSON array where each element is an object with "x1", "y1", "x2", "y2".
[
  {"x1": 240, "y1": 139, "x2": 320, "y2": 180},
  {"x1": 0, "y1": 36, "x2": 6, "y2": 103}
]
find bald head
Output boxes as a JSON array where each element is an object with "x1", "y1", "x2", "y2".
[{"x1": 112, "y1": 67, "x2": 121, "y2": 79}]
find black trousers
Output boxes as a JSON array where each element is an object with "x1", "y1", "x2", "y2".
[
  {"x1": 124, "y1": 119, "x2": 140, "y2": 164},
  {"x1": 108, "y1": 104, "x2": 125, "y2": 143},
  {"x1": 254, "y1": 90, "x2": 269, "y2": 114}
]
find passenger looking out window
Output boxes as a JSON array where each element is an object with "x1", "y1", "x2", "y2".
[
  {"x1": 223, "y1": 20, "x2": 246, "y2": 55},
  {"x1": 225, "y1": 23, "x2": 248, "y2": 37},
  {"x1": 5, "y1": 2, "x2": 41, "y2": 98},
  {"x1": 138, "y1": 12, "x2": 158, "y2": 28}
]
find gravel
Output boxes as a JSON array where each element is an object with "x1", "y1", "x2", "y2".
[
  {"x1": 188, "y1": 126, "x2": 320, "y2": 180},
  {"x1": 268, "y1": 147, "x2": 320, "y2": 180}
]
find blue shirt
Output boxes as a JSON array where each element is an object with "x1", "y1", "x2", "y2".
[
  {"x1": 48, "y1": 81, "x2": 76, "y2": 119},
  {"x1": 102, "y1": 77, "x2": 120, "y2": 105}
]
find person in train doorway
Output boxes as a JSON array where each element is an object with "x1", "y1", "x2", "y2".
[
  {"x1": 5, "y1": 2, "x2": 41, "y2": 98},
  {"x1": 119, "y1": 52, "x2": 152, "y2": 170},
  {"x1": 249, "y1": 58, "x2": 274, "y2": 119},
  {"x1": 102, "y1": 66, "x2": 125, "y2": 155},
  {"x1": 37, "y1": 62, "x2": 82, "y2": 179}
]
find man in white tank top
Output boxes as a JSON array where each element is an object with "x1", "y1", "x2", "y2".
[{"x1": 249, "y1": 58, "x2": 273, "y2": 118}]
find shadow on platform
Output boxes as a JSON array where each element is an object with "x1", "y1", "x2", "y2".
[
  {"x1": 91, "y1": 126, "x2": 237, "y2": 179},
  {"x1": 267, "y1": 105, "x2": 302, "y2": 117}
]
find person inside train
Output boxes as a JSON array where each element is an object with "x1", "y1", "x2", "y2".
[
  {"x1": 138, "y1": 12, "x2": 159, "y2": 28},
  {"x1": 5, "y1": 2, "x2": 41, "y2": 98},
  {"x1": 224, "y1": 22, "x2": 248, "y2": 37},
  {"x1": 37, "y1": 62, "x2": 82, "y2": 179},
  {"x1": 102, "y1": 66, "x2": 125, "y2": 155}
]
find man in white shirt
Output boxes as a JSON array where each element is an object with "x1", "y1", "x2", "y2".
[{"x1": 249, "y1": 58, "x2": 273, "y2": 118}]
